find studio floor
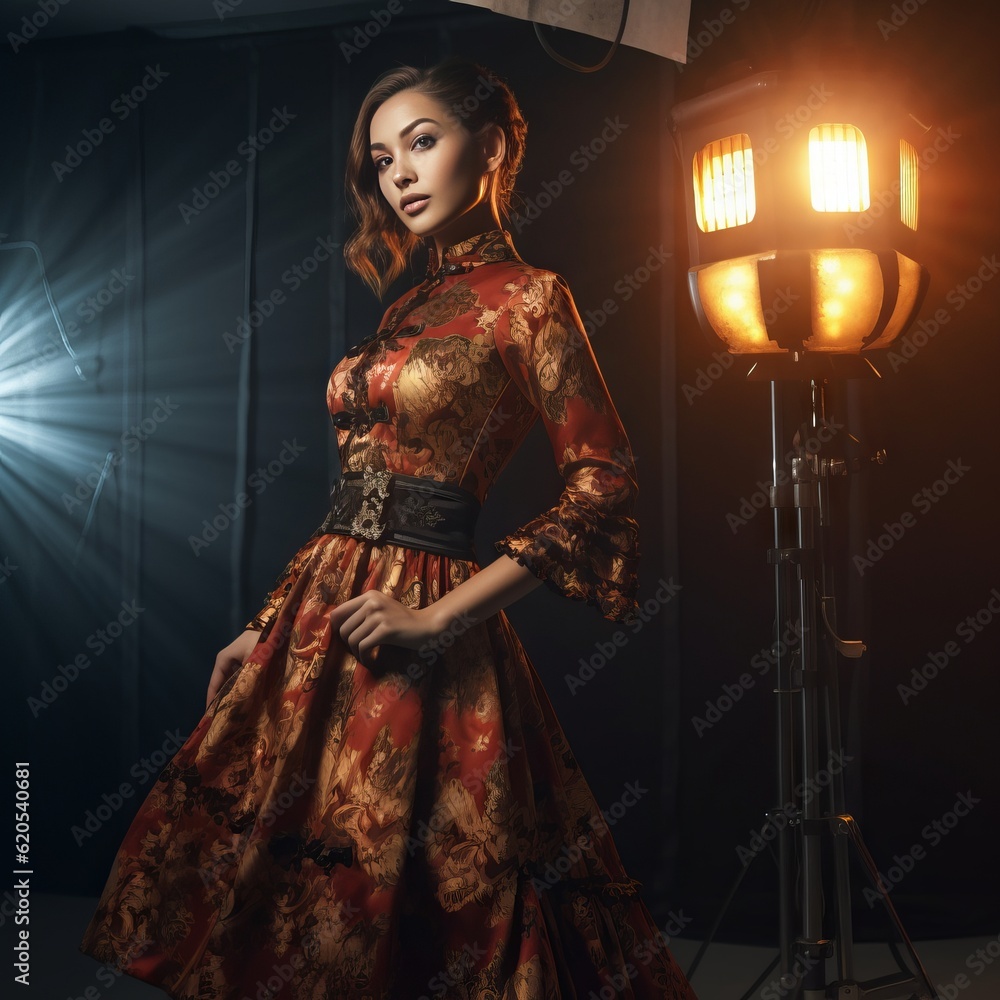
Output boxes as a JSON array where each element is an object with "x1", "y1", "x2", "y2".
[{"x1": 25, "y1": 893, "x2": 1000, "y2": 998}]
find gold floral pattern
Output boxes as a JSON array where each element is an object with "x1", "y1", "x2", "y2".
[{"x1": 78, "y1": 229, "x2": 695, "y2": 999}]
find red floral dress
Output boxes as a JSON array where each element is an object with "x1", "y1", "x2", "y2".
[{"x1": 78, "y1": 228, "x2": 697, "y2": 999}]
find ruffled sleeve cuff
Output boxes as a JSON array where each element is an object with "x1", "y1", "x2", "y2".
[{"x1": 494, "y1": 489, "x2": 640, "y2": 625}]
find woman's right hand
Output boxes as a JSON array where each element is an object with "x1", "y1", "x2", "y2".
[{"x1": 207, "y1": 629, "x2": 261, "y2": 710}]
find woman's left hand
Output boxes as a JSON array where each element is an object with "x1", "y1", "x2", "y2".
[{"x1": 328, "y1": 591, "x2": 440, "y2": 673}]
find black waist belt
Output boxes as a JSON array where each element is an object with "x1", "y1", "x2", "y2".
[{"x1": 321, "y1": 467, "x2": 480, "y2": 560}]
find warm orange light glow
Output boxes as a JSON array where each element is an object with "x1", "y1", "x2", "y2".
[
  {"x1": 693, "y1": 134, "x2": 756, "y2": 232},
  {"x1": 807, "y1": 250, "x2": 882, "y2": 348},
  {"x1": 900, "y1": 139, "x2": 919, "y2": 230},
  {"x1": 692, "y1": 249, "x2": 923, "y2": 354},
  {"x1": 695, "y1": 254, "x2": 781, "y2": 352},
  {"x1": 809, "y1": 124, "x2": 870, "y2": 212}
]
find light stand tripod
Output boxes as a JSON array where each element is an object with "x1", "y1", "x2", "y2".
[{"x1": 687, "y1": 373, "x2": 935, "y2": 1000}]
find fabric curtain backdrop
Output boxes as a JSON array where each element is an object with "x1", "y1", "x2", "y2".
[{"x1": 0, "y1": 15, "x2": 686, "y2": 933}]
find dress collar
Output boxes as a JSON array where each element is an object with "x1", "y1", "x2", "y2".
[
  {"x1": 344, "y1": 229, "x2": 521, "y2": 357},
  {"x1": 423, "y1": 228, "x2": 522, "y2": 278}
]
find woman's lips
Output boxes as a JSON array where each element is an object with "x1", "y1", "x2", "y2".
[{"x1": 403, "y1": 197, "x2": 429, "y2": 215}]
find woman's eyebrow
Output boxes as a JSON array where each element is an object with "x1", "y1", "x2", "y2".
[{"x1": 370, "y1": 117, "x2": 442, "y2": 151}]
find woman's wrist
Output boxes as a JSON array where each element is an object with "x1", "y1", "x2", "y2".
[
  {"x1": 422, "y1": 599, "x2": 470, "y2": 644},
  {"x1": 420, "y1": 553, "x2": 543, "y2": 642}
]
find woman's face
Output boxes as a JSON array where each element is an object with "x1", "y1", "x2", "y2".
[{"x1": 369, "y1": 88, "x2": 500, "y2": 254}]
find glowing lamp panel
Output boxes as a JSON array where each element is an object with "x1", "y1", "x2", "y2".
[
  {"x1": 809, "y1": 124, "x2": 870, "y2": 213},
  {"x1": 695, "y1": 255, "x2": 782, "y2": 352},
  {"x1": 806, "y1": 250, "x2": 884, "y2": 350},
  {"x1": 693, "y1": 134, "x2": 756, "y2": 233}
]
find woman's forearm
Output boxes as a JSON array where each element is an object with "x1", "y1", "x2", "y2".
[{"x1": 426, "y1": 552, "x2": 545, "y2": 637}]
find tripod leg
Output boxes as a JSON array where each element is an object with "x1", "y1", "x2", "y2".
[
  {"x1": 771, "y1": 379, "x2": 800, "y2": 986},
  {"x1": 824, "y1": 671, "x2": 856, "y2": 985},
  {"x1": 812, "y1": 380, "x2": 933, "y2": 1000},
  {"x1": 838, "y1": 817, "x2": 936, "y2": 998},
  {"x1": 796, "y1": 381, "x2": 831, "y2": 999}
]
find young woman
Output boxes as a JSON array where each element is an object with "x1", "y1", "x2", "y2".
[{"x1": 79, "y1": 57, "x2": 698, "y2": 999}]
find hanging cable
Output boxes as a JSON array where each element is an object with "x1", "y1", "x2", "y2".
[
  {"x1": 0, "y1": 242, "x2": 86, "y2": 380},
  {"x1": 533, "y1": 0, "x2": 630, "y2": 73}
]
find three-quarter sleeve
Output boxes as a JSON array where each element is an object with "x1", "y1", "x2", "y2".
[
  {"x1": 244, "y1": 524, "x2": 328, "y2": 636},
  {"x1": 492, "y1": 271, "x2": 640, "y2": 624}
]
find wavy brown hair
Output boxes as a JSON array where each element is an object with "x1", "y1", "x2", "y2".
[{"x1": 344, "y1": 57, "x2": 528, "y2": 298}]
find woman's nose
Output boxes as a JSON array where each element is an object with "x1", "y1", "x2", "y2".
[{"x1": 392, "y1": 158, "x2": 414, "y2": 186}]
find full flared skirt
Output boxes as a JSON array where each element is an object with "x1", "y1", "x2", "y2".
[{"x1": 78, "y1": 533, "x2": 697, "y2": 999}]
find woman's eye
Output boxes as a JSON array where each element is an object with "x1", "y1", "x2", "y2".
[
  {"x1": 373, "y1": 156, "x2": 391, "y2": 170},
  {"x1": 413, "y1": 134, "x2": 435, "y2": 150}
]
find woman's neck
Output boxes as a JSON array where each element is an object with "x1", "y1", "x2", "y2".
[{"x1": 430, "y1": 203, "x2": 501, "y2": 262}]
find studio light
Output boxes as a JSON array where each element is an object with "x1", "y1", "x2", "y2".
[
  {"x1": 672, "y1": 71, "x2": 929, "y2": 377},
  {"x1": 672, "y1": 71, "x2": 936, "y2": 998}
]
